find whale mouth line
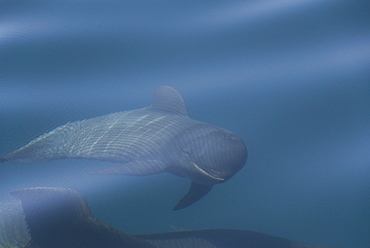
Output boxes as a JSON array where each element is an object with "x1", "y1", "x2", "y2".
[{"x1": 191, "y1": 162, "x2": 225, "y2": 181}]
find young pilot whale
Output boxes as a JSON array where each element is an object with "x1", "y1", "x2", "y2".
[
  {"x1": 0, "y1": 86, "x2": 247, "y2": 210},
  {"x1": 2, "y1": 187, "x2": 337, "y2": 248}
]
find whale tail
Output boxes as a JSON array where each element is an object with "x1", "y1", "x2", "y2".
[{"x1": 0, "y1": 125, "x2": 72, "y2": 164}]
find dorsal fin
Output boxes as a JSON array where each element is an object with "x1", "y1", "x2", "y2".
[
  {"x1": 10, "y1": 187, "x2": 93, "y2": 247},
  {"x1": 11, "y1": 187, "x2": 154, "y2": 248},
  {"x1": 11, "y1": 187, "x2": 92, "y2": 224},
  {"x1": 151, "y1": 86, "x2": 188, "y2": 116}
]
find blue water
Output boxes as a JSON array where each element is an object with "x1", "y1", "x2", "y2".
[{"x1": 0, "y1": 0, "x2": 369, "y2": 247}]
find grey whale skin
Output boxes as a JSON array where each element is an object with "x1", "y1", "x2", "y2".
[
  {"x1": 6, "y1": 187, "x2": 335, "y2": 248},
  {"x1": 0, "y1": 86, "x2": 247, "y2": 210}
]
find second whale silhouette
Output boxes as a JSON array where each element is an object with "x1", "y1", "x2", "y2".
[{"x1": 1, "y1": 86, "x2": 247, "y2": 210}]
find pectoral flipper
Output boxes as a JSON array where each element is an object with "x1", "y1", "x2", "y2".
[{"x1": 173, "y1": 181, "x2": 213, "y2": 210}]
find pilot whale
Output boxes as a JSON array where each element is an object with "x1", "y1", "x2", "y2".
[
  {"x1": 1, "y1": 187, "x2": 337, "y2": 248},
  {"x1": 0, "y1": 86, "x2": 247, "y2": 210}
]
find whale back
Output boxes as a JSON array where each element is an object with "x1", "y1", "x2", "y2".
[
  {"x1": 11, "y1": 187, "x2": 155, "y2": 248},
  {"x1": 5, "y1": 187, "x2": 337, "y2": 248},
  {"x1": 0, "y1": 86, "x2": 193, "y2": 165}
]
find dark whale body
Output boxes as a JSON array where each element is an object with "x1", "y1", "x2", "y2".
[
  {"x1": 1, "y1": 86, "x2": 247, "y2": 210},
  {"x1": 5, "y1": 187, "x2": 335, "y2": 248}
]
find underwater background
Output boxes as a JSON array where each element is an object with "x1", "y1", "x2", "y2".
[{"x1": 0, "y1": 0, "x2": 369, "y2": 247}]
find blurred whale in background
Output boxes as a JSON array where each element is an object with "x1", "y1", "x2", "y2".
[
  {"x1": 0, "y1": 86, "x2": 247, "y2": 210},
  {"x1": 0, "y1": 187, "x2": 337, "y2": 248}
]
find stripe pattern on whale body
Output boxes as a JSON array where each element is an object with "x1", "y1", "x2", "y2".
[{"x1": 0, "y1": 86, "x2": 248, "y2": 210}]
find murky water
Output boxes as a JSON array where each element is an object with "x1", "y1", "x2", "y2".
[{"x1": 0, "y1": 1, "x2": 369, "y2": 247}]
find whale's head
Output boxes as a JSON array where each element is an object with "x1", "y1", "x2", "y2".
[{"x1": 181, "y1": 126, "x2": 247, "y2": 184}]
